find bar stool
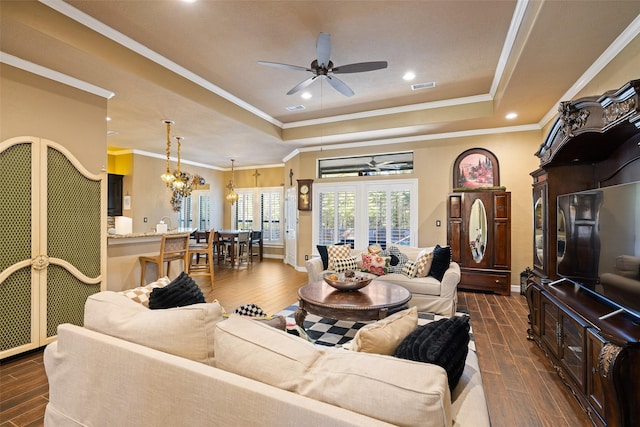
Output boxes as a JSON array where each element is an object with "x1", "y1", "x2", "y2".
[
  {"x1": 188, "y1": 228, "x2": 215, "y2": 283},
  {"x1": 139, "y1": 233, "x2": 190, "y2": 285}
]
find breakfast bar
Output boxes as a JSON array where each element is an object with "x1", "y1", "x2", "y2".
[{"x1": 107, "y1": 228, "x2": 196, "y2": 291}]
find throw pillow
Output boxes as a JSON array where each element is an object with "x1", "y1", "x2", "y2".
[
  {"x1": 361, "y1": 253, "x2": 390, "y2": 276},
  {"x1": 394, "y1": 316, "x2": 470, "y2": 391},
  {"x1": 415, "y1": 250, "x2": 434, "y2": 278},
  {"x1": 367, "y1": 244, "x2": 383, "y2": 255},
  {"x1": 349, "y1": 306, "x2": 418, "y2": 355},
  {"x1": 119, "y1": 276, "x2": 171, "y2": 307},
  {"x1": 387, "y1": 246, "x2": 409, "y2": 273},
  {"x1": 327, "y1": 244, "x2": 352, "y2": 270},
  {"x1": 401, "y1": 260, "x2": 418, "y2": 278},
  {"x1": 332, "y1": 256, "x2": 359, "y2": 273},
  {"x1": 316, "y1": 245, "x2": 330, "y2": 270},
  {"x1": 429, "y1": 245, "x2": 452, "y2": 281},
  {"x1": 148, "y1": 272, "x2": 205, "y2": 309}
]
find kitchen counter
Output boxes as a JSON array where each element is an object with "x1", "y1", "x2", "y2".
[{"x1": 107, "y1": 228, "x2": 196, "y2": 290}]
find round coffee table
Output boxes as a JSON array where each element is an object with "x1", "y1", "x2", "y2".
[{"x1": 295, "y1": 281, "x2": 411, "y2": 331}]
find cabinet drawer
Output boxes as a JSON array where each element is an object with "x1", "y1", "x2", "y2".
[{"x1": 459, "y1": 270, "x2": 511, "y2": 295}]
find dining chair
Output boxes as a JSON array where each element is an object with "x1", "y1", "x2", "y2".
[
  {"x1": 188, "y1": 228, "x2": 215, "y2": 283},
  {"x1": 225, "y1": 231, "x2": 251, "y2": 266},
  {"x1": 139, "y1": 233, "x2": 190, "y2": 285},
  {"x1": 249, "y1": 230, "x2": 262, "y2": 262}
]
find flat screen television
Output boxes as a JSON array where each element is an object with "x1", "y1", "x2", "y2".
[{"x1": 556, "y1": 180, "x2": 640, "y2": 319}]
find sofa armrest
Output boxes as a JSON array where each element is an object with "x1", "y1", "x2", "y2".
[
  {"x1": 439, "y1": 262, "x2": 461, "y2": 299},
  {"x1": 305, "y1": 257, "x2": 325, "y2": 283}
]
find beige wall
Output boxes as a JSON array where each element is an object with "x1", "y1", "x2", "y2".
[
  {"x1": 107, "y1": 152, "x2": 225, "y2": 234},
  {"x1": 1, "y1": 64, "x2": 107, "y2": 173}
]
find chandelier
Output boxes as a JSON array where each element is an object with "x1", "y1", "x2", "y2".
[
  {"x1": 226, "y1": 159, "x2": 238, "y2": 205},
  {"x1": 160, "y1": 120, "x2": 176, "y2": 185},
  {"x1": 159, "y1": 121, "x2": 205, "y2": 211}
]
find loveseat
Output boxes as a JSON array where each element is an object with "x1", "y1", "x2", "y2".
[
  {"x1": 306, "y1": 244, "x2": 461, "y2": 316},
  {"x1": 44, "y1": 291, "x2": 490, "y2": 427}
]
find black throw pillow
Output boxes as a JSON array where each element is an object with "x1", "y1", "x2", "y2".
[
  {"x1": 394, "y1": 316, "x2": 470, "y2": 391},
  {"x1": 429, "y1": 244, "x2": 452, "y2": 281},
  {"x1": 316, "y1": 245, "x2": 329, "y2": 270},
  {"x1": 148, "y1": 272, "x2": 205, "y2": 309}
]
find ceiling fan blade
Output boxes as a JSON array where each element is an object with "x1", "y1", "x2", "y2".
[
  {"x1": 287, "y1": 76, "x2": 318, "y2": 95},
  {"x1": 316, "y1": 33, "x2": 331, "y2": 68},
  {"x1": 258, "y1": 61, "x2": 310, "y2": 72},
  {"x1": 332, "y1": 61, "x2": 388, "y2": 74},
  {"x1": 325, "y1": 75, "x2": 354, "y2": 97}
]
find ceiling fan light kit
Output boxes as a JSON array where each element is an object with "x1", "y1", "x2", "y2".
[{"x1": 259, "y1": 32, "x2": 388, "y2": 97}]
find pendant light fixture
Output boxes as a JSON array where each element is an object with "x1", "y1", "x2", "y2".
[
  {"x1": 172, "y1": 136, "x2": 186, "y2": 190},
  {"x1": 226, "y1": 159, "x2": 238, "y2": 205},
  {"x1": 160, "y1": 120, "x2": 176, "y2": 185}
]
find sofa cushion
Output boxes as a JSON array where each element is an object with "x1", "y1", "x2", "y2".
[
  {"x1": 394, "y1": 315, "x2": 470, "y2": 391},
  {"x1": 361, "y1": 253, "x2": 390, "y2": 276},
  {"x1": 332, "y1": 256, "x2": 359, "y2": 273},
  {"x1": 327, "y1": 244, "x2": 352, "y2": 270},
  {"x1": 118, "y1": 276, "x2": 171, "y2": 307},
  {"x1": 429, "y1": 245, "x2": 452, "y2": 281},
  {"x1": 214, "y1": 315, "x2": 452, "y2": 427},
  {"x1": 84, "y1": 291, "x2": 222, "y2": 366},
  {"x1": 148, "y1": 272, "x2": 205, "y2": 309},
  {"x1": 374, "y1": 273, "x2": 444, "y2": 296},
  {"x1": 347, "y1": 306, "x2": 418, "y2": 355}
]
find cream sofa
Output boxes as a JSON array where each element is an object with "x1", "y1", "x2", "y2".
[
  {"x1": 306, "y1": 245, "x2": 461, "y2": 316},
  {"x1": 44, "y1": 291, "x2": 490, "y2": 427}
]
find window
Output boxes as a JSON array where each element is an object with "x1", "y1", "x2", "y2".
[
  {"x1": 318, "y1": 152, "x2": 413, "y2": 178},
  {"x1": 233, "y1": 187, "x2": 283, "y2": 244},
  {"x1": 178, "y1": 195, "x2": 192, "y2": 228},
  {"x1": 314, "y1": 179, "x2": 417, "y2": 250}
]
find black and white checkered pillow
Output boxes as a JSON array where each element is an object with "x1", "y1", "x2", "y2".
[
  {"x1": 332, "y1": 256, "x2": 359, "y2": 273},
  {"x1": 401, "y1": 260, "x2": 418, "y2": 278},
  {"x1": 234, "y1": 303, "x2": 267, "y2": 317}
]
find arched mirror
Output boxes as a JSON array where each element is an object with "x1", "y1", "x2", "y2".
[
  {"x1": 557, "y1": 207, "x2": 566, "y2": 262},
  {"x1": 534, "y1": 197, "x2": 544, "y2": 264},
  {"x1": 469, "y1": 198, "x2": 487, "y2": 263}
]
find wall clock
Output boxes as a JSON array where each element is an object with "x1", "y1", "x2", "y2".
[{"x1": 297, "y1": 179, "x2": 313, "y2": 211}]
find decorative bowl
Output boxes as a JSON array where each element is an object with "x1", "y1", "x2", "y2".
[{"x1": 323, "y1": 271, "x2": 375, "y2": 291}]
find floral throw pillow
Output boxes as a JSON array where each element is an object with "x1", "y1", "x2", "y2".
[
  {"x1": 361, "y1": 253, "x2": 390, "y2": 276},
  {"x1": 333, "y1": 256, "x2": 359, "y2": 273}
]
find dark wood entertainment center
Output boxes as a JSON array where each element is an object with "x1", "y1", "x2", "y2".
[{"x1": 526, "y1": 80, "x2": 640, "y2": 427}]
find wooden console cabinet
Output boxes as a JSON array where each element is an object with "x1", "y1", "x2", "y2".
[
  {"x1": 447, "y1": 190, "x2": 511, "y2": 295},
  {"x1": 526, "y1": 80, "x2": 640, "y2": 427}
]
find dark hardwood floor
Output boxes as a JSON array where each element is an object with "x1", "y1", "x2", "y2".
[{"x1": 1, "y1": 259, "x2": 591, "y2": 427}]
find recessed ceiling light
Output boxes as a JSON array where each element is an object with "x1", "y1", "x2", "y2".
[
  {"x1": 106, "y1": 116, "x2": 111, "y2": 121},
  {"x1": 182, "y1": 0, "x2": 197, "y2": 3},
  {"x1": 411, "y1": 81, "x2": 436, "y2": 91},
  {"x1": 285, "y1": 105, "x2": 306, "y2": 111},
  {"x1": 505, "y1": 112, "x2": 518, "y2": 119},
  {"x1": 301, "y1": 92, "x2": 312, "y2": 100},
  {"x1": 403, "y1": 71, "x2": 416, "y2": 81}
]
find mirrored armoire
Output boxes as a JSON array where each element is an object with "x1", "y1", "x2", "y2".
[{"x1": 447, "y1": 190, "x2": 511, "y2": 295}]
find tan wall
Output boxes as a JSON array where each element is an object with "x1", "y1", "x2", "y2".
[
  {"x1": 112, "y1": 153, "x2": 225, "y2": 234},
  {"x1": 1, "y1": 64, "x2": 107, "y2": 173},
  {"x1": 287, "y1": 130, "x2": 542, "y2": 284}
]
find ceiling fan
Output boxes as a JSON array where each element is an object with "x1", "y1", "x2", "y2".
[
  {"x1": 258, "y1": 32, "x2": 388, "y2": 97},
  {"x1": 367, "y1": 156, "x2": 397, "y2": 171}
]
